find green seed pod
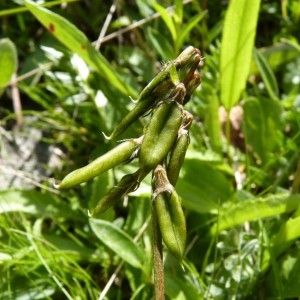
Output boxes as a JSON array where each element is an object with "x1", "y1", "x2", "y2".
[
  {"x1": 57, "y1": 137, "x2": 142, "y2": 189},
  {"x1": 137, "y1": 46, "x2": 201, "y2": 102},
  {"x1": 153, "y1": 165, "x2": 186, "y2": 261},
  {"x1": 139, "y1": 84, "x2": 185, "y2": 175},
  {"x1": 106, "y1": 78, "x2": 176, "y2": 140},
  {"x1": 92, "y1": 170, "x2": 142, "y2": 216},
  {"x1": 167, "y1": 111, "x2": 193, "y2": 186},
  {"x1": 183, "y1": 72, "x2": 201, "y2": 105}
]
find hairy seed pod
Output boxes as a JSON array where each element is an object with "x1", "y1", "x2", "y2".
[
  {"x1": 167, "y1": 112, "x2": 193, "y2": 186},
  {"x1": 57, "y1": 137, "x2": 142, "y2": 189},
  {"x1": 153, "y1": 165, "x2": 186, "y2": 261},
  {"x1": 106, "y1": 78, "x2": 176, "y2": 140},
  {"x1": 183, "y1": 72, "x2": 201, "y2": 105},
  {"x1": 92, "y1": 170, "x2": 141, "y2": 216},
  {"x1": 139, "y1": 84, "x2": 185, "y2": 175},
  {"x1": 138, "y1": 46, "x2": 201, "y2": 103}
]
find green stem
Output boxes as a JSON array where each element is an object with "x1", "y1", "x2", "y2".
[{"x1": 152, "y1": 196, "x2": 165, "y2": 300}]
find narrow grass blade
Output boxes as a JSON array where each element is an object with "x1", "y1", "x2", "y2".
[
  {"x1": 254, "y1": 47, "x2": 279, "y2": 100},
  {"x1": 152, "y1": 2, "x2": 177, "y2": 42},
  {"x1": 220, "y1": 0, "x2": 261, "y2": 109}
]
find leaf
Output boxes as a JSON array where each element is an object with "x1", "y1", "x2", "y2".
[
  {"x1": 177, "y1": 11, "x2": 207, "y2": 51},
  {"x1": 243, "y1": 96, "x2": 282, "y2": 163},
  {"x1": 0, "y1": 190, "x2": 82, "y2": 220},
  {"x1": 210, "y1": 193, "x2": 300, "y2": 234},
  {"x1": 152, "y1": 2, "x2": 177, "y2": 43},
  {"x1": 165, "y1": 273, "x2": 201, "y2": 300},
  {"x1": 89, "y1": 218, "x2": 145, "y2": 269},
  {"x1": 254, "y1": 48, "x2": 279, "y2": 100},
  {"x1": 147, "y1": 27, "x2": 174, "y2": 60},
  {"x1": 220, "y1": 0, "x2": 261, "y2": 109},
  {"x1": 243, "y1": 97, "x2": 266, "y2": 161},
  {"x1": 0, "y1": 38, "x2": 17, "y2": 88},
  {"x1": 250, "y1": 43, "x2": 300, "y2": 74},
  {"x1": 205, "y1": 90, "x2": 222, "y2": 153},
  {"x1": 177, "y1": 159, "x2": 233, "y2": 214},
  {"x1": 24, "y1": 0, "x2": 134, "y2": 97}
]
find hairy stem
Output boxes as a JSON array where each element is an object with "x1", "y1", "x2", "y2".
[{"x1": 152, "y1": 195, "x2": 165, "y2": 300}]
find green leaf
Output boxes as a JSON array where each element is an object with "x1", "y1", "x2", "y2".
[
  {"x1": 165, "y1": 273, "x2": 201, "y2": 300},
  {"x1": 254, "y1": 48, "x2": 279, "y2": 100},
  {"x1": 177, "y1": 11, "x2": 207, "y2": 51},
  {"x1": 205, "y1": 90, "x2": 222, "y2": 153},
  {"x1": 24, "y1": 0, "x2": 134, "y2": 97},
  {"x1": 220, "y1": 0, "x2": 261, "y2": 109},
  {"x1": 177, "y1": 158, "x2": 232, "y2": 214},
  {"x1": 243, "y1": 97, "x2": 266, "y2": 161},
  {"x1": 147, "y1": 27, "x2": 174, "y2": 60},
  {"x1": 152, "y1": 3, "x2": 177, "y2": 43},
  {"x1": 0, "y1": 190, "x2": 82, "y2": 220},
  {"x1": 250, "y1": 43, "x2": 300, "y2": 74},
  {"x1": 89, "y1": 218, "x2": 145, "y2": 269},
  {"x1": 210, "y1": 193, "x2": 300, "y2": 234},
  {"x1": 243, "y1": 96, "x2": 282, "y2": 163},
  {"x1": 0, "y1": 38, "x2": 17, "y2": 88}
]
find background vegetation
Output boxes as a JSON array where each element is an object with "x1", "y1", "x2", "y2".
[{"x1": 1, "y1": 0, "x2": 300, "y2": 299}]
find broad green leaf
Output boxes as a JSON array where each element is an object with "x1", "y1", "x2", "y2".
[
  {"x1": 0, "y1": 38, "x2": 17, "y2": 88},
  {"x1": 177, "y1": 159, "x2": 233, "y2": 214},
  {"x1": 266, "y1": 248, "x2": 300, "y2": 298},
  {"x1": 254, "y1": 48, "x2": 279, "y2": 100},
  {"x1": 89, "y1": 218, "x2": 145, "y2": 269},
  {"x1": 165, "y1": 273, "x2": 201, "y2": 300},
  {"x1": 0, "y1": 190, "x2": 82, "y2": 220},
  {"x1": 250, "y1": 43, "x2": 300, "y2": 74},
  {"x1": 205, "y1": 90, "x2": 222, "y2": 153},
  {"x1": 24, "y1": 0, "x2": 134, "y2": 97},
  {"x1": 243, "y1": 97, "x2": 266, "y2": 161},
  {"x1": 220, "y1": 0, "x2": 261, "y2": 109},
  {"x1": 152, "y1": 3, "x2": 177, "y2": 43},
  {"x1": 243, "y1": 96, "x2": 282, "y2": 163},
  {"x1": 210, "y1": 193, "x2": 300, "y2": 235}
]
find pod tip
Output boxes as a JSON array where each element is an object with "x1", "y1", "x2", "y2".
[
  {"x1": 102, "y1": 131, "x2": 112, "y2": 140},
  {"x1": 52, "y1": 178, "x2": 60, "y2": 189}
]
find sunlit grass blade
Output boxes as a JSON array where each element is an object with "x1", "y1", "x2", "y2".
[
  {"x1": 220, "y1": 0, "x2": 261, "y2": 109},
  {"x1": 254, "y1": 47, "x2": 279, "y2": 100}
]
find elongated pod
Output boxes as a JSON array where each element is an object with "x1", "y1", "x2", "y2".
[
  {"x1": 139, "y1": 84, "x2": 185, "y2": 175},
  {"x1": 92, "y1": 169, "x2": 149, "y2": 216},
  {"x1": 58, "y1": 137, "x2": 142, "y2": 189},
  {"x1": 167, "y1": 111, "x2": 193, "y2": 186},
  {"x1": 153, "y1": 165, "x2": 186, "y2": 261},
  {"x1": 106, "y1": 78, "x2": 176, "y2": 140}
]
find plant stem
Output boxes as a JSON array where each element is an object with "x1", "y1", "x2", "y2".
[{"x1": 152, "y1": 198, "x2": 165, "y2": 300}]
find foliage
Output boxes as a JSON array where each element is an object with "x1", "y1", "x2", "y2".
[{"x1": 1, "y1": 0, "x2": 300, "y2": 299}]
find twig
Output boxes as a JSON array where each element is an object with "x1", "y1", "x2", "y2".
[
  {"x1": 95, "y1": 0, "x2": 118, "y2": 50},
  {"x1": 92, "y1": 0, "x2": 193, "y2": 46}
]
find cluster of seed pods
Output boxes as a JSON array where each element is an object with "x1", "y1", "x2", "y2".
[{"x1": 57, "y1": 46, "x2": 202, "y2": 261}]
